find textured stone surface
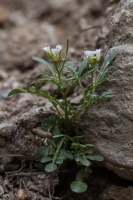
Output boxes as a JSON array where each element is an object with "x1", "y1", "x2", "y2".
[
  {"x1": 81, "y1": 0, "x2": 133, "y2": 181},
  {"x1": 0, "y1": 123, "x2": 16, "y2": 136},
  {"x1": 100, "y1": 186, "x2": 133, "y2": 200}
]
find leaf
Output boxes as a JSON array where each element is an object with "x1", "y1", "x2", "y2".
[
  {"x1": 41, "y1": 114, "x2": 59, "y2": 132},
  {"x1": 86, "y1": 155, "x2": 96, "y2": 161},
  {"x1": 45, "y1": 163, "x2": 57, "y2": 172},
  {"x1": 64, "y1": 151, "x2": 74, "y2": 160},
  {"x1": 52, "y1": 126, "x2": 61, "y2": 135},
  {"x1": 77, "y1": 59, "x2": 88, "y2": 76},
  {"x1": 55, "y1": 158, "x2": 64, "y2": 164},
  {"x1": 8, "y1": 89, "x2": 28, "y2": 96},
  {"x1": 102, "y1": 51, "x2": 115, "y2": 69},
  {"x1": 70, "y1": 181, "x2": 88, "y2": 193},
  {"x1": 85, "y1": 150, "x2": 93, "y2": 154},
  {"x1": 38, "y1": 146, "x2": 49, "y2": 157},
  {"x1": 52, "y1": 134, "x2": 64, "y2": 138},
  {"x1": 80, "y1": 157, "x2": 91, "y2": 167},
  {"x1": 40, "y1": 157, "x2": 52, "y2": 163},
  {"x1": 94, "y1": 155, "x2": 104, "y2": 161},
  {"x1": 84, "y1": 144, "x2": 94, "y2": 147},
  {"x1": 32, "y1": 56, "x2": 54, "y2": 74},
  {"x1": 101, "y1": 91, "x2": 113, "y2": 98}
]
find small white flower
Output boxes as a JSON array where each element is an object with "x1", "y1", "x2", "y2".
[
  {"x1": 51, "y1": 44, "x2": 62, "y2": 56},
  {"x1": 43, "y1": 46, "x2": 51, "y2": 53},
  {"x1": 84, "y1": 49, "x2": 101, "y2": 63}
]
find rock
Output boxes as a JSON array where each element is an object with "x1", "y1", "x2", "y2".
[
  {"x1": 0, "y1": 21, "x2": 59, "y2": 70},
  {"x1": 81, "y1": 0, "x2": 133, "y2": 181},
  {"x1": 0, "y1": 123, "x2": 16, "y2": 136},
  {"x1": 100, "y1": 186, "x2": 133, "y2": 200},
  {"x1": 0, "y1": 112, "x2": 6, "y2": 123},
  {"x1": 0, "y1": 136, "x2": 5, "y2": 146},
  {"x1": 0, "y1": 89, "x2": 12, "y2": 99},
  {"x1": 0, "y1": 185, "x2": 4, "y2": 197}
]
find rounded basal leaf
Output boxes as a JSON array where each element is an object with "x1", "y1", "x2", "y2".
[
  {"x1": 85, "y1": 150, "x2": 93, "y2": 154},
  {"x1": 94, "y1": 155, "x2": 104, "y2": 161},
  {"x1": 38, "y1": 146, "x2": 49, "y2": 157},
  {"x1": 80, "y1": 157, "x2": 91, "y2": 167},
  {"x1": 40, "y1": 157, "x2": 52, "y2": 163},
  {"x1": 70, "y1": 181, "x2": 88, "y2": 193},
  {"x1": 86, "y1": 155, "x2": 96, "y2": 161},
  {"x1": 52, "y1": 126, "x2": 61, "y2": 135},
  {"x1": 45, "y1": 163, "x2": 57, "y2": 172},
  {"x1": 55, "y1": 158, "x2": 63, "y2": 164}
]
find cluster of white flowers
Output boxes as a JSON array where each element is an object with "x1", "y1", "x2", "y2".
[
  {"x1": 84, "y1": 49, "x2": 101, "y2": 63},
  {"x1": 43, "y1": 44, "x2": 101, "y2": 64},
  {"x1": 43, "y1": 45, "x2": 62, "y2": 55}
]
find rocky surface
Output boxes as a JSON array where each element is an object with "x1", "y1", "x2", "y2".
[
  {"x1": 100, "y1": 185, "x2": 133, "y2": 200},
  {"x1": 81, "y1": 0, "x2": 133, "y2": 181}
]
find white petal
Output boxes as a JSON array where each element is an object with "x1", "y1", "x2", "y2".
[
  {"x1": 95, "y1": 49, "x2": 101, "y2": 56},
  {"x1": 51, "y1": 48, "x2": 60, "y2": 56},
  {"x1": 43, "y1": 46, "x2": 50, "y2": 53},
  {"x1": 56, "y1": 45, "x2": 62, "y2": 51},
  {"x1": 84, "y1": 50, "x2": 93, "y2": 57}
]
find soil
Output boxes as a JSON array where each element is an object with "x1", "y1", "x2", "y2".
[{"x1": 1, "y1": 0, "x2": 131, "y2": 200}]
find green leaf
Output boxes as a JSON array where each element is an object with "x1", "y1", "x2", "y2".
[
  {"x1": 85, "y1": 150, "x2": 93, "y2": 154},
  {"x1": 77, "y1": 59, "x2": 88, "y2": 76},
  {"x1": 38, "y1": 146, "x2": 49, "y2": 157},
  {"x1": 70, "y1": 181, "x2": 88, "y2": 193},
  {"x1": 103, "y1": 51, "x2": 115, "y2": 69},
  {"x1": 41, "y1": 115, "x2": 59, "y2": 132},
  {"x1": 80, "y1": 157, "x2": 91, "y2": 167},
  {"x1": 55, "y1": 158, "x2": 63, "y2": 164},
  {"x1": 32, "y1": 56, "x2": 54, "y2": 75},
  {"x1": 101, "y1": 91, "x2": 113, "y2": 98},
  {"x1": 40, "y1": 157, "x2": 52, "y2": 163},
  {"x1": 57, "y1": 153, "x2": 66, "y2": 161},
  {"x1": 52, "y1": 134, "x2": 64, "y2": 138},
  {"x1": 84, "y1": 144, "x2": 94, "y2": 147},
  {"x1": 45, "y1": 163, "x2": 57, "y2": 172},
  {"x1": 52, "y1": 126, "x2": 61, "y2": 135},
  {"x1": 8, "y1": 89, "x2": 28, "y2": 96},
  {"x1": 64, "y1": 151, "x2": 74, "y2": 160},
  {"x1": 86, "y1": 155, "x2": 96, "y2": 161},
  {"x1": 94, "y1": 155, "x2": 104, "y2": 161}
]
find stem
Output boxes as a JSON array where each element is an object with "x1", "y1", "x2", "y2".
[
  {"x1": 52, "y1": 137, "x2": 65, "y2": 164},
  {"x1": 54, "y1": 62, "x2": 61, "y2": 81},
  {"x1": 78, "y1": 78, "x2": 86, "y2": 102}
]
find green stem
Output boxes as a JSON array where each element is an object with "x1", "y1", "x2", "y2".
[
  {"x1": 52, "y1": 137, "x2": 65, "y2": 164},
  {"x1": 78, "y1": 78, "x2": 86, "y2": 102}
]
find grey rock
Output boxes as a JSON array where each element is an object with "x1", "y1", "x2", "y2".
[
  {"x1": 0, "y1": 136, "x2": 5, "y2": 146},
  {"x1": 100, "y1": 186, "x2": 133, "y2": 200},
  {"x1": 0, "y1": 186, "x2": 4, "y2": 197},
  {"x1": 0, "y1": 89, "x2": 11, "y2": 99},
  {"x1": 81, "y1": 1, "x2": 133, "y2": 181},
  {"x1": 0, "y1": 123, "x2": 16, "y2": 136}
]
